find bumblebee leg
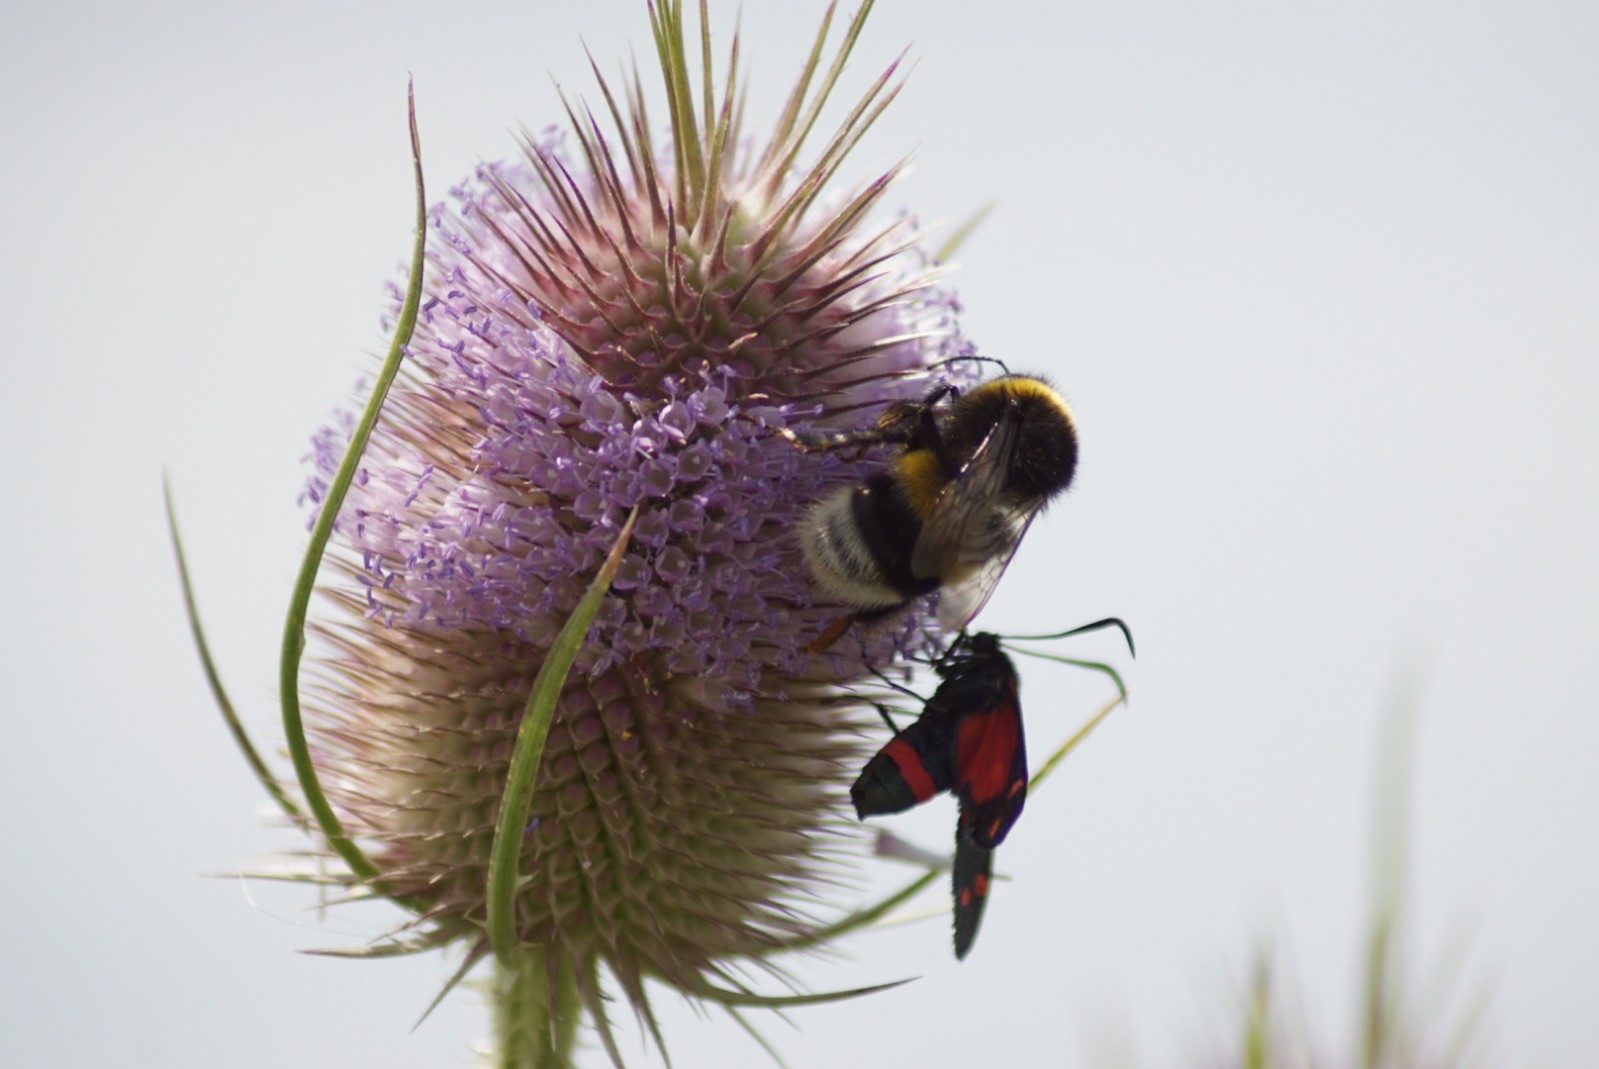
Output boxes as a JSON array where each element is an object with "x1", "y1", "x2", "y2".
[
  {"x1": 804, "y1": 613, "x2": 857, "y2": 652},
  {"x1": 930, "y1": 630, "x2": 973, "y2": 673},
  {"x1": 781, "y1": 388, "x2": 950, "y2": 453},
  {"x1": 911, "y1": 399, "x2": 958, "y2": 472},
  {"x1": 778, "y1": 424, "x2": 910, "y2": 452}
]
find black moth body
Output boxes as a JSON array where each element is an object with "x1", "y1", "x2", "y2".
[{"x1": 850, "y1": 632, "x2": 1027, "y2": 958}]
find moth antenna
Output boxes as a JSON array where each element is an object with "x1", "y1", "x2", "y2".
[
  {"x1": 1003, "y1": 616, "x2": 1135, "y2": 659},
  {"x1": 1007, "y1": 648, "x2": 1129, "y2": 703}
]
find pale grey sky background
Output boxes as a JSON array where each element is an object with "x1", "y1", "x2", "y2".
[{"x1": 2, "y1": 2, "x2": 1595, "y2": 1066}]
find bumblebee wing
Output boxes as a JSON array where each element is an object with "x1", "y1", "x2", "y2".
[
  {"x1": 951, "y1": 682, "x2": 1028, "y2": 851},
  {"x1": 907, "y1": 408, "x2": 1022, "y2": 584},
  {"x1": 934, "y1": 510, "x2": 1036, "y2": 631},
  {"x1": 951, "y1": 818, "x2": 993, "y2": 960},
  {"x1": 850, "y1": 706, "x2": 960, "y2": 820}
]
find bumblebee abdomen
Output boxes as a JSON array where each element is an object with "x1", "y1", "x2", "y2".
[
  {"x1": 849, "y1": 473, "x2": 942, "y2": 600},
  {"x1": 888, "y1": 447, "x2": 948, "y2": 520},
  {"x1": 797, "y1": 473, "x2": 942, "y2": 611}
]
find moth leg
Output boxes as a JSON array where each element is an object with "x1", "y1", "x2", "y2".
[{"x1": 872, "y1": 702, "x2": 900, "y2": 735}]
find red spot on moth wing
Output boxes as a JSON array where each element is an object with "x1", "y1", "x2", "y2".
[
  {"x1": 952, "y1": 825, "x2": 994, "y2": 960},
  {"x1": 958, "y1": 873, "x2": 989, "y2": 908},
  {"x1": 884, "y1": 735, "x2": 938, "y2": 803}
]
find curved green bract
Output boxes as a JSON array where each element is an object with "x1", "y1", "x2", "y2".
[
  {"x1": 763, "y1": 868, "x2": 940, "y2": 955},
  {"x1": 682, "y1": 973, "x2": 916, "y2": 1009},
  {"x1": 277, "y1": 85, "x2": 428, "y2": 902},
  {"x1": 486, "y1": 508, "x2": 640, "y2": 964},
  {"x1": 165, "y1": 474, "x2": 308, "y2": 831},
  {"x1": 301, "y1": 926, "x2": 460, "y2": 959}
]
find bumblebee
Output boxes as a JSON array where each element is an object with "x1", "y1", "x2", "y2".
[{"x1": 786, "y1": 373, "x2": 1078, "y2": 647}]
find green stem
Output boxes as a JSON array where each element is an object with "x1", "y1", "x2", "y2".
[{"x1": 492, "y1": 949, "x2": 583, "y2": 1069}]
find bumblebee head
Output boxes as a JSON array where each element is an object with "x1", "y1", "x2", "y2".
[{"x1": 967, "y1": 375, "x2": 1079, "y2": 504}]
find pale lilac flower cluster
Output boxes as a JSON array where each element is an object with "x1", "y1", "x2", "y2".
[{"x1": 307, "y1": 147, "x2": 966, "y2": 698}]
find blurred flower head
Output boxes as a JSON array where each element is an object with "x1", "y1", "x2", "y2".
[{"x1": 294, "y1": 0, "x2": 970, "y2": 1050}]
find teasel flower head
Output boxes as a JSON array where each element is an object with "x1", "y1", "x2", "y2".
[{"x1": 201, "y1": 1, "x2": 982, "y2": 1062}]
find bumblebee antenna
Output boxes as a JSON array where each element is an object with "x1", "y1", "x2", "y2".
[
  {"x1": 1004, "y1": 617, "x2": 1136, "y2": 659},
  {"x1": 927, "y1": 353, "x2": 1012, "y2": 378}
]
